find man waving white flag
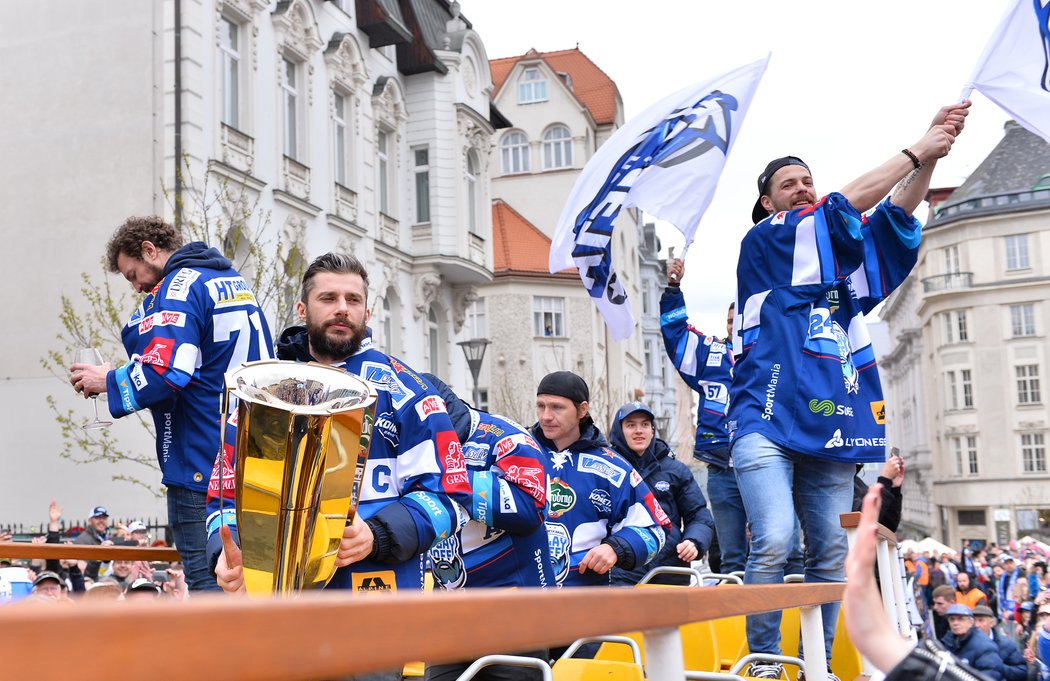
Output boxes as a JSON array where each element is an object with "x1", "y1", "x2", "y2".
[
  {"x1": 549, "y1": 56, "x2": 769, "y2": 341},
  {"x1": 965, "y1": 0, "x2": 1050, "y2": 141}
]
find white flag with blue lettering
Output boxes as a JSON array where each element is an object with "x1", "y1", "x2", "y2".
[
  {"x1": 965, "y1": 0, "x2": 1050, "y2": 142},
  {"x1": 549, "y1": 56, "x2": 770, "y2": 341}
]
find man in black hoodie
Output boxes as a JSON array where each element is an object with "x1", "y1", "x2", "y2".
[
  {"x1": 70, "y1": 215, "x2": 274, "y2": 590},
  {"x1": 608, "y1": 401, "x2": 714, "y2": 586}
]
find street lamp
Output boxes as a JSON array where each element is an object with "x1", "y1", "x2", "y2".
[
  {"x1": 654, "y1": 414, "x2": 670, "y2": 437},
  {"x1": 457, "y1": 337, "x2": 490, "y2": 407}
]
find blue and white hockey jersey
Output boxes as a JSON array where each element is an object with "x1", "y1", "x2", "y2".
[
  {"x1": 206, "y1": 326, "x2": 472, "y2": 593},
  {"x1": 531, "y1": 423, "x2": 668, "y2": 587},
  {"x1": 429, "y1": 408, "x2": 554, "y2": 589},
  {"x1": 731, "y1": 194, "x2": 920, "y2": 463},
  {"x1": 660, "y1": 286, "x2": 734, "y2": 465},
  {"x1": 107, "y1": 242, "x2": 273, "y2": 492}
]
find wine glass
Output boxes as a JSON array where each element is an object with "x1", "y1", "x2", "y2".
[{"x1": 78, "y1": 348, "x2": 112, "y2": 430}]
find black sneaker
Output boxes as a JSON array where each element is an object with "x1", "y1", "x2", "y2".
[
  {"x1": 797, "y1": 666, "x2": 840, "y2": 681},
  {"x1": 745, "y1": 662, "x2": 784, "y2": 679}
]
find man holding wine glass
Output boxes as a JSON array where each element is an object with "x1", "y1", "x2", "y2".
[{"x1": 69, "y1": 215, "x2": 273, "y2": 591}]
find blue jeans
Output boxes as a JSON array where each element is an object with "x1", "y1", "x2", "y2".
[
  {"x1": 167, "y1": 486, "x2": 220, "y2": 591},
  {"x1": 706, "y1": 465, "x2": 749, "y2": 574},
  {"x1": 732, "y1": 433, "x2": 853, "y2": 660}
]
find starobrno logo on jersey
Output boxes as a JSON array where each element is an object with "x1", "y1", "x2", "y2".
[{"x1": 548, "y1": 478, "x2": 576, "y2": 518}]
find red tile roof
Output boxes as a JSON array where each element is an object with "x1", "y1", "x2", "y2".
[
  {"x1": 492, "y1": 199, "x2": 577, "y2": 278},
  {"x1": 490, "y1": 47, "x2": 620, "y2": 126}
]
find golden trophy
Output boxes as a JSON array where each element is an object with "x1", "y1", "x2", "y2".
[{"x1": 223, "y1": 360, "x2": 377, "y2": 595}]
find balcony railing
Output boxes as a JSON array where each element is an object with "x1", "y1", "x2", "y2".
[
  {"x1": 932, "y1": 187, "x2": 1050, "y2": 225},
  {"x1": 921, "y1": 272, "x2": 973, "y2": 293}
]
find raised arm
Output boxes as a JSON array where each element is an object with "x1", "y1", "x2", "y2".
[{"x1": 841, "y1": 101, "x2": 970, "y2": 214}]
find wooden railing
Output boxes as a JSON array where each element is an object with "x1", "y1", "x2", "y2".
[
  {"x1": 0, "y1": 514, "x2": 916, "y2": 681},
  {"x1": 0, "y1": 581, "x2": 845, "y2": 681},
  {"x1": 0, "y1": 542, "x2": 181, "y2": 562}
]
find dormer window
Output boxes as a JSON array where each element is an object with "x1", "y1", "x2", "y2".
[{"x1": 518, "y1": 67, "x2": 548, "y2": 104}]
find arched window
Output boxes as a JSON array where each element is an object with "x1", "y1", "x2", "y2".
[
  {"x1": 542, "y1": 125, "x2": 572, "y2": 169},
  {"x1": 500, "y1": 131, "x2": 530, "y2": 174},
  {"x1": 467, "y1": 150, "x2": 479, "y2": 234}
]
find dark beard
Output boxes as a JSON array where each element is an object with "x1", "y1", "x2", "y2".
[{"x1": 306, "y1": 318, "x2": 366, "y2": 362}]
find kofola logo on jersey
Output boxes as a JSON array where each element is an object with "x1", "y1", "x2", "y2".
[
  {"x1": 548, "y1": 478, "x2": 576, "y2": 518},
  {"x1": 374, "y1": 411, "x2": 399, "y2": 448}
]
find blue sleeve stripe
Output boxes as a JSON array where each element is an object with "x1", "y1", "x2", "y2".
[
  {"x1": 839, "y1": 208, "x2": 864, "y2": 240},
  {"x1": 113, "y1": 362, "x2": 141, "y2": 415},
  {"x1": 405, "y1": 491, "x2": 454, "y2": 541},
  {"x1": 741, "y1": 327, "x2": 760, "y2": 347},
  {"x1": 660, "y1": 307, "x2": 687, "y2": 325},
  {"x1": 206, "y1": 508, "x2": 237, "y2": 538},
  {"x1": 883, "y1": 201, "x2": 922, "y2": 249},
  {"x1": 471, "y1": 470, "x2": 494, "y2": 527},
  {"x1": 852, "y1": 344, "x2": 876, "y2": 369},
  {"x1": 815, "y1": 211, "x2": 838, "y2": 284},
  {"x1": 623, "y1": 525, "x2": 662, "y2": 564},
  {"x1": 862, "y1": 235, "x2": 886, "y2": 298}
]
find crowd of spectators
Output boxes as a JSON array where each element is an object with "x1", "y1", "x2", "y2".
[
  {"x1": 0, "y1": 500, "x2": 187, "y2": 604},
  {"x1": 906, "y1": 540, "x2": 1050, "y2": 679}
]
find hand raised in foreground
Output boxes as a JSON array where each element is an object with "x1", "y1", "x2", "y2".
[
  {"x1": 843, "y1": 484, "x2": 913, "y2": 673},
  {"x1": 215, "y1": 525, "x2": 246, "y2": 595}
]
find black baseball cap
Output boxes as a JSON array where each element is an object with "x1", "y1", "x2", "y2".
[
  {"x1": 32, "y1": 571, "x2": 63, "y2": 588},
  {"x1": 751, "y1": 156, "x2": 810, "y2": 224},
  {"x1": 537, "y1": 371, "x2": 589, "y2": 404}
]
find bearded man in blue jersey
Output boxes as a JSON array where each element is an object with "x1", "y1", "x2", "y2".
[
  {"x1": 211, "y1": 253, "x2": 472, "y2": 601},
  {"x1": 731, "y1": 101, "x2": 969, "y2": 680},
  {"x1": 70, "y1": 216, "x2": 274, "y2": 591}
]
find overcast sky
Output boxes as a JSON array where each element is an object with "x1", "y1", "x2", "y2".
[{"x1": 465, "y1": 0, "x2": 1013, "y2": 335}]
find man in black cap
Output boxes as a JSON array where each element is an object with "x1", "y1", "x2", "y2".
[
  {"x1": 31, "y1": 571, "x2": 65, "y2": 601},
  {"x1": 973, "y1": 605, "x2": 1029, "y2": 681},
  {"x1": 530, "y1": 371, "x2": 669, "y2": 588},
  {"x1": 73, "y1": 505, "x2": 113, "y2": 582},
  {"x1": 730, "y1": 100, "x2": 971, "y2": 680}
]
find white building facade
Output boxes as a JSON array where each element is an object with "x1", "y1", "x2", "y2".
[
  {"x1": 0, "y1": 0, "x2": 505, "y2": 524},
  {"x1": 881, "y1": 121, "x2": 1050, "y2": 546},
  {"x1": 483, "y1": 48, "x2": 648, "y2": 430}
]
